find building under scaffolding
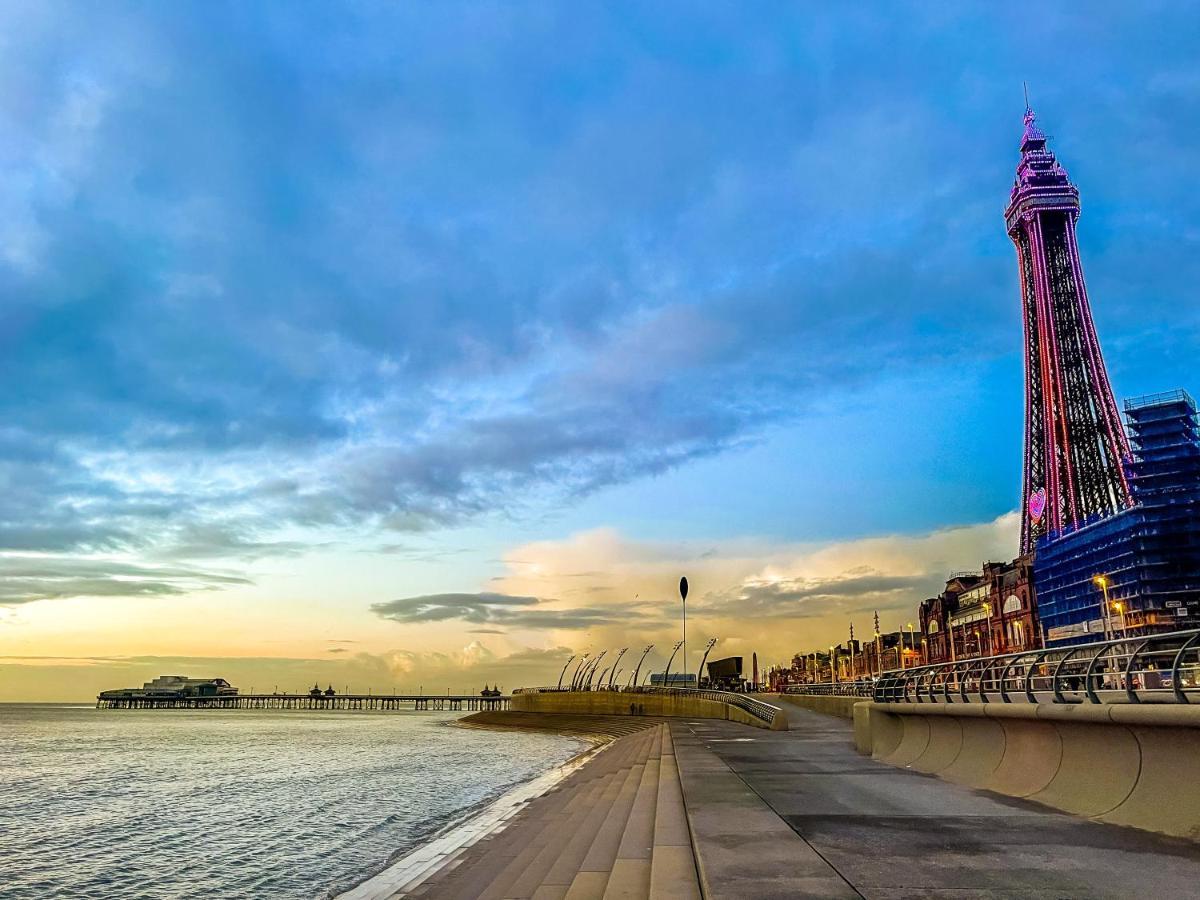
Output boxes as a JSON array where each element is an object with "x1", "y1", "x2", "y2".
[{"x1": 1035, "y1": 390, "x2": 1200, "y2": 646}]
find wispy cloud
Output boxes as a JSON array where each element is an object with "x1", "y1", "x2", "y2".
[
  {"x1": 0, "y1": 556, "x2": 249, "y2": 605},
  {"x1": 370, "y1": 592, "x2": 650, "y2": 630}
]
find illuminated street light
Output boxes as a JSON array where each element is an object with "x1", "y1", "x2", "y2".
[
  {"x1": 1093, "y1": 575, "x2": 1114, "y2": 640},
  {"x1": 1113, "y1": 601, "x2": 1128, "y2": 634}
]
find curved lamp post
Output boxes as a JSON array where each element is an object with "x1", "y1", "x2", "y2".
[
  {"x1": 585, "y1": 651, "x2": 607, "y2": 690},
  {"x1": 696, "y1": 637, "x2": 718, "y2": 686},
  {"x1": 569, "y1": 653, "x2": 589, "y2": 690},
  {"x1": 631, "y1": 644, "x2": 654, "y2": 688},
  {"x1": 607, "y1": 648, "x2": 628, "y2": 688},
  {"x1": 556, "y1": 655, "x2": 576, "y2": 690},
  {"x1": 662, "y1": 640, "x2": 684, "y2": 687}
]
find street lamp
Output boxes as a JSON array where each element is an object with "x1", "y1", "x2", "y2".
[
  {"x1": 696, "y1": 637, "x2": 718, "y2": 687},
  {"x1": 662, "y1": 640, "x2": 684, "y2": 687},
  {"x1": 569, "y1": 654, "x2": 589, "y2": 690},
  {"x1": 907, "y1": 623, "x2": 918, "y2": 666},
  {"x1": 1093, "y1": 575, "x2": 1114, "y2": 640},
  {"x1": 607, "y1": 648, "x2": 628, "y2": 689},
  {"x1": 1113, "y1": 601, "x2": 1128, "y2": 634},
  {"x1": 556, "y1": 655, "x2": 575, "y2": 690},
  {"x1": 679, "y1": 577, "x2": 689, "y2": 685},
  {"x1": 585, "y1": 651, "x2": 608, "y2": 690},
  {"x1": 981, "y1": 603, "x2": 994, "y2": 657},
  {"x1": 631, "y1": 645, "x2": 654, "y2": 688}
]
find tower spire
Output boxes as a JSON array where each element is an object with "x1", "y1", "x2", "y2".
[{"x1": 1005, "y1": 109, "x2": 1133, "y2": 554}]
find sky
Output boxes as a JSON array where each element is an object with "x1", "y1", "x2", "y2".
[{"x1": 3, "y1": 2, "x2": 1199, "y2": 699}]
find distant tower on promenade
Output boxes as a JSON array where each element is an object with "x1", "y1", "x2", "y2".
[{"x1": 1006, "y1": 106, "x2": 1133, "y2": 554}]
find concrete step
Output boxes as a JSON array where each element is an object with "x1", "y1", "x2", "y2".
[
  {"x1": 443, "y1": 774, "x2": 617, "y2": 900},
  {"x1": 483, "y1": 767, "x2": 619, "y2": 899},
  {"x1": 602, "y1": 726, "x2": 663, "y2": 900},
  {"x1": 411, "y1": 781, "x2": 575, "y2": 896},
  {"x1": 505, "y1": 770, "x2": 620, "y2": 897},
  {"x1": 410, "y1": 724, "x2": 682, "y2": 900},
  {"x1": 540, "y1": 755, "x2": 643, "y2": 890},
  {"x1": 649, "y1": 728, "x2": 700, "y2": 900},
  {"x1": 472, "y1": 777, "x2": 614, "y2": 900},
  {"x1": 563, "y1": 742, "x2": 649, "y2": 899}
]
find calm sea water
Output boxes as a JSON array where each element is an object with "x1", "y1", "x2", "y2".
[{"x1": 0, "y1": 704, "x2": 584, "y2": 899}]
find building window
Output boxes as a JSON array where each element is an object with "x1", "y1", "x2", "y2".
[{"x1": 1003, "y1": 594, "x2": 1022, "y2": 614}]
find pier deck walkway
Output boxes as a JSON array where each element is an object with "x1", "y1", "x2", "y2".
[{"x1": 673, "y1": 698, "x2": 1200, "y2": 898}]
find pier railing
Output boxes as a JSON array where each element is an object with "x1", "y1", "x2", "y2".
[
  {"x1": 858, "y1": 628, "x2": 1200, "y2": 704},
  {"x1": 97, "y1": 693, "x2": 510, "y2": 711}
]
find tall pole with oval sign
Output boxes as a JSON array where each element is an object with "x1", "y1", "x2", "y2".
[{"x1": 679, "y1": 576, "x2": 689, "y2": 686}]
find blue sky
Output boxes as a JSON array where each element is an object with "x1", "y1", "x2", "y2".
[{"x1": 2, "y1": 2, "x2": 1199, "y2": 696}]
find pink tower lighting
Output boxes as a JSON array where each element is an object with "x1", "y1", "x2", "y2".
[{"x1": 1005, "y1": 106, "x2": 1133, "y2": 555}]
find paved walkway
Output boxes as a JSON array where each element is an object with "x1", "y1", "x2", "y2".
[{"x1": 672, "y1": 698, "x2": 1200, "y2": 899}]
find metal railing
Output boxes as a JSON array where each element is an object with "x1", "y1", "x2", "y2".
[
  {"x1": 626, "y1": 685, "x2": 784, "y2": 727},
  {"x1": 783, "y1": 680, "x2": 874, "y2": 698},
  {"x1": 873, "y1": 628, "x2": 1200, "y2": 704},
  {"x1": 513, "y1": 684, "x2": 784, "y2": 727}
]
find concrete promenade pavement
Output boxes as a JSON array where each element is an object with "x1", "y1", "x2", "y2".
[{"x1": 672, "y1": 697, "x2": 1200, "y2": 898}]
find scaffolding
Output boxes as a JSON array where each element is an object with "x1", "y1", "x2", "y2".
[{"x1": 1035, "y1": 391, "x2": 1200, "y2": 646}]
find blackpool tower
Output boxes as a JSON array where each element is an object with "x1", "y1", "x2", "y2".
[{"x1": 1006, "y1": 107, "x2": 1133, "y2": 554}]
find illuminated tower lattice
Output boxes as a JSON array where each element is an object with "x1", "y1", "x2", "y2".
[{"x1": 1006, "y1": 108, "x2": 1132, "y2": 554}]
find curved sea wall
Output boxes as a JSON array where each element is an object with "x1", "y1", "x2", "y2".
[
  {"x1": 859, "y1": 701, "x2": 1200, "y2": 840},
  {"x1": 510, "y1": 690, "x2": 788, "y2": 731},
  {"x1": 768, "y1": 693, "x2": 862, "y2": 719}
]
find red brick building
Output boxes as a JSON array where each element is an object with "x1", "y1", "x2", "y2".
[{"x1": 919, "y1": 556, "x2": 1039, "y2": 664}]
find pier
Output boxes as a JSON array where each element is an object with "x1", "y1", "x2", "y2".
[{"x1": 96, "y1": 693, "x2": 510, "y2": 711}]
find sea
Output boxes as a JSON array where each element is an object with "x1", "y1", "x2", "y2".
[{"x1": 0, "y1": 704, "x2": 586, "y2": 899}]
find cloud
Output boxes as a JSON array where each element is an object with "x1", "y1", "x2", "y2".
[
  {"x1": 0, "y1": 556, "x2": 250, "y2": 606},
  {"x1": 482, "y1": 514, "x2": 1020, "y2": 661},
  {"x1": 0, "y1": 3, "x2": 1197, "y2": 616},
  {"x1": 370, "y1": 591, "x2": 647, "y2": 631}
]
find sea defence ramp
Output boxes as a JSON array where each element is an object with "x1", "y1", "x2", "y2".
[{"x1": 510, "y1": 685, "x2": 788, "y2": 730}]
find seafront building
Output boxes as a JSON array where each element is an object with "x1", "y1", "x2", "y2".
[
  {"x1": 919, "y1": 558, "x2": 1039, "y2": 663},
  {"x1": 98, "y1": 674, "x2": 239, "y2": 701},
  {"x1": 1034, "y1": 391, "x2": 1200, "y2": 644}
]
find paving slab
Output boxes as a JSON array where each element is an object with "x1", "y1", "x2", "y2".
[{"x1": 671, "y1": 700, "x2": 1200, "y2": 899}]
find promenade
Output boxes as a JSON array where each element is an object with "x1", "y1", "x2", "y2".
[
  {"x1": 351, "y1": 700, "x2": 1200, "y2": 898},
  {"x1": 678, "y1": 698, "x2": 1200, "y2": 898}
]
